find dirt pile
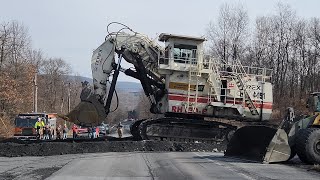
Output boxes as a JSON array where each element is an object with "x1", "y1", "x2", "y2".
[{"x1": 0, "y1": 139, "x2": 226, "y2": 157}]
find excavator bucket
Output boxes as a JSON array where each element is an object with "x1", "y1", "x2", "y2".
[
  {"x1": 58, "y1": 80, "x2": 108, "y2": 127},
  {"x1": 62, "y1": 101, "x2": 103, "y2": 126},
  {"x1": 225, "y1": 125, "x2": 291, "y2": 163}
]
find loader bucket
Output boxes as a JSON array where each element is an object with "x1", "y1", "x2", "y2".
[{"x1": 225, "y1": 126, "x2": 291, "y2": 163}]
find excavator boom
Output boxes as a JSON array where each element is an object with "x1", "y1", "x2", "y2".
[{"x1": 67, "y1": 26, "x2": 165, "y2": 126}]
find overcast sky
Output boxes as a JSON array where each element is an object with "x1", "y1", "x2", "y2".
[{"x1": 1, "y1": 0, "x2": 320, "y2": 82}]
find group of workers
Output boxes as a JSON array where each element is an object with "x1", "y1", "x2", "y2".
[
  {"x1": 34, "y1": 117, "x2": 68, "y2": 140},
  {"x1": 87, "y1": 126, "x2": 100, "y2": 139},
  {"x1": 34, "y1": 118, "x2": 103, "y2": 140},
  {"x1": 56, "y1": 124, "x2": 83, "y2": 139},
  {"x1": 34, "y1": 117, "x2": 124, "y2": 140},
  {"x1": 56, "y1": 123, "x2": 69, "y2": 139}
]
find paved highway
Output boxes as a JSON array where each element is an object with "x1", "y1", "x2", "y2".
[
  {"x1": 0, "y1": 152, "x2": 318, "y2": 180},
  {"x1": 46, "y1": 152, "x2": 318, "y2": 180}
]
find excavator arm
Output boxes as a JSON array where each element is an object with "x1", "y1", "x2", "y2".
[{"x1": 67, "y1": 28, "x2": 166, "y2": 126}]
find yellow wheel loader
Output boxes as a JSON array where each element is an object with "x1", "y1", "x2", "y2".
[{"x1": 225, "y1": 92, "x2": 320, "y2": 164}]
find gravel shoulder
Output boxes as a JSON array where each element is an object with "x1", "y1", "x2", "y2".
[{"x1": 0, "y1": 138, "x2": 226, "y2": 157}]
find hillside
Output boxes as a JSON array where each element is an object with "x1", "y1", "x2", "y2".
[{"x1": 65, "y1": 75, "x2": 142, "y2": 92}]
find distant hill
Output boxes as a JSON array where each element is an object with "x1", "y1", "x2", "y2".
[
  {"x1": 116, "y1": 81, "x2": 142, "y2": 92},
  {"x1": 64, "y1": 75, "x2": 142, "y2": 92}
]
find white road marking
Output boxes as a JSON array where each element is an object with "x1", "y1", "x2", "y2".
[{"x1": 193, "y1": 152, "x2": 256, "y2": 180}]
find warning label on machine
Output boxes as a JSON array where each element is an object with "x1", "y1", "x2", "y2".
[{"x1": 169, "y1": 82, "x2": 204, "y2": 91}]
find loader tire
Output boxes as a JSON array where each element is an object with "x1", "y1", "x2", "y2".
[{"x1": 296, "y1": 128, "x2": 320, "y2": 164}]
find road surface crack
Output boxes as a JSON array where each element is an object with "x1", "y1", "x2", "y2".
[{"x1": 142, "y1": 153, "x2": 155, "y2": 180}]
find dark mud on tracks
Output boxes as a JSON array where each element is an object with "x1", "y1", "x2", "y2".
[{"x1": 0, "y1": 138, "x2": 227, "y2": 157}]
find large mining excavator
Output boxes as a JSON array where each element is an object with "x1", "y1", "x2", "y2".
[
  {"x1": 226, "y1": 92, "x2": 320, "y2": 164},
  {"x1": 66, "y1": 22, "x2": 273, "y2": 143}
]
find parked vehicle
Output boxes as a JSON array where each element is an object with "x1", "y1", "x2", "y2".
[
  {"x1": 98, "y1": 122, "x2": 110, "y2": 136},
  {"x1": 77, "y1": 126, "x2": 88, "y2": 136},
  {"x1": 14, "y1": 113, "x2": 57, "y2": 140}
]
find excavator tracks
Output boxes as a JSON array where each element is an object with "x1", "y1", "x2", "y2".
[{"x1": 130, "y1": 117, "x2": 237, "y2": 143}]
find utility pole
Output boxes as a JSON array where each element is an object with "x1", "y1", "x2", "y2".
[
  {"x1": 33, "y1": 73, "x2": 38, "y2": 112},
  {"x1": 68, "y1": 82, "x2": 71, "y2": 113},
  {"x1": 66, "y1": 82, "x2": 71, "y2": 125}
]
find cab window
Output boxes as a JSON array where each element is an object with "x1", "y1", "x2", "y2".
[{"x1": 173, "y1": 44, "x2": 197, "y2": 64}]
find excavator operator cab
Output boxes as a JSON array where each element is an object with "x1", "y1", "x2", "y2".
[{"x1": 158, "y1": 33, "x2": 206, "y2": 71}]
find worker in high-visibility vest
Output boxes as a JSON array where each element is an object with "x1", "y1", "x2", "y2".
[{"x1": 34, "y1": 118, "x2": 45, "y2": 139}]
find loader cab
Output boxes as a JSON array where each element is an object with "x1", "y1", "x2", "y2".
[
  {"x1": 307, "y1": 92, "x2": 320, "y2": 112},
  {"x1": 158, "y1": 33, "x2": 205, "y2": 71}
]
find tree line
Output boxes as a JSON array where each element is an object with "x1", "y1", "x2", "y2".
[
  {"x1": 207, "y1": 3, "x2": 320, "y2": 117},
  {"x1": 0, "y1": 21, "x2": 82, "y2": 136},
  {"x1": 1, "y1": 2, "x2": 319, "y2": 135},
  {"x1": 0, "y1": 20, "x2": 147, "y2": 134}
]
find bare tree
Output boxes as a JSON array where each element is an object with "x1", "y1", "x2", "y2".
[
  {"x1": 38, "y1": 58, "x2": 71, "y2": 112},
  {"x1": 207, "y1": 3, "x2": 249, "y2": 64},
  {"x1": 0, "y1": 21, "x2": 34, "y2": 120},
  {"x1": 206, "y1": 2, "x2": 320, "y2": 116},
  {"x1": 26, "y1": 49, "x2": 44, "y2": 71}
]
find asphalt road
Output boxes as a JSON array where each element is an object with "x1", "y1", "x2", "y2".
[
  {"x1": 47, "y1": 152, "x2": 319, "y2": 180},
  {"x1": 0, "y1": 152, "x2": 320, "y2": 180},
  {"x1": 0, "y1": 152, "x2": 318, "y2": 180}
]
